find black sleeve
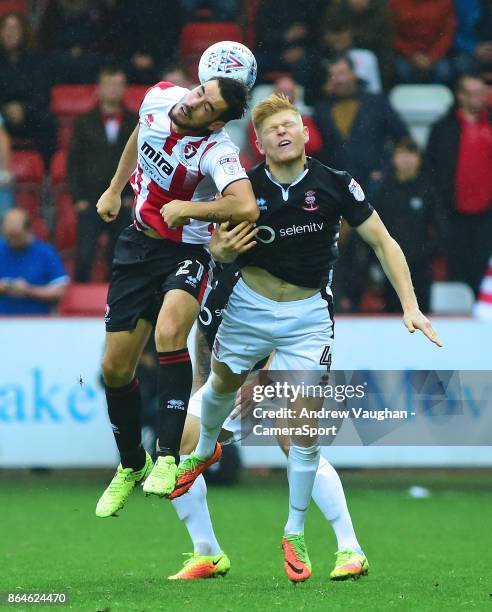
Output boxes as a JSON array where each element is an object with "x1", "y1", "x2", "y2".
[{"x1": 336, "y1": 171, "x2": 374, "y2": 227}]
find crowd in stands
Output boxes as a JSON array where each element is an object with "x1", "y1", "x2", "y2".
[{"x1": 0, "y1": 0, "x2": 491, "y2": 317}]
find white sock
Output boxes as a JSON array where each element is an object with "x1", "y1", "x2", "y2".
[
  {"x1": 284, "y1": 444, "x2": 320, "y2": 535},
  {"x1": 195, "y1": 378, "x2": 236, "y2": 459},
  {"x1": 312, "y1": 455, "x2": 362, "y2": 552},
  {"x1": 171, "y1": 463, "x2": 221, "y2": 556}
]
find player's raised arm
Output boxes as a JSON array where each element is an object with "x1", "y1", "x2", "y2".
[
  {"x1": 355, "y1": 211, "x2": 443, "y2": 347},
  {"x1": 96, "y1": 124, "x2": 139, "y2": 222},
  {"x1": 162, "y1": 179, "x2": 259, "y2": 228}
]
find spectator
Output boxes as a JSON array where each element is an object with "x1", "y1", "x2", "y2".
[
  {"x1": 37, "y1": 0, "x2": 106, "y2": 84},
  {"x1": 425, "y1": 74, "x2": 492, "y2": 296},
  {"x1": 162, "y1": 63, "x2": 195, "y2": 89},
  {"x1": 0, "y1": 113, "x2": 13, "y2": 218},
  {"x1": 67, "y1": 67, "x2": 137, "y2": 283},
  {"x1": 314, "y1": 54, "x2": 407, "y2": 190},
  {"x1": 0, "y1": 209, "x2": 68, "y2": 314},
  {"x1": 390, "y1": 0, "x2": 455, "y2": 85},
  {"x1": 0, "y1": 12, "x2": 57, "y2": 164},
  {"x1": 305, "y1": 12, "x2": 382, "y2": 105},
  {"x1": 179, "y1": 0, "x2": 240, "y2": 21},
  {"x1": 313, "y1": 54, "x2": 407, "y2": 311},
  {"x1": 374, "y1": 138, "x2": 437, "y2": 313},
  {"x1": 320, "y1": 0, "x2": 393, "y2": 88},
  {"x1": 248, "y1": 75, "x2": 323, "y2": 163},
  {"x1": 453, "y1": 0, "x2": 492, "y2": 80},
  {"x1": 109, "y1": 0, "x2": 183, "y2": 84},
  {"x1": 255, "y1": 0, "x2": 324, "y2": 85}
]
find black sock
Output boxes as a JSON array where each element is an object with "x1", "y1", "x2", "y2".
[
  {"x1": 105, "y1": 378, "x2": 146, "y2": 470},
  {"x1": 156, "y1": 348, "x2": 192, "y2": 463}
]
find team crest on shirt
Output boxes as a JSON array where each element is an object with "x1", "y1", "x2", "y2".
[
  {"x1": 176, "y1": 141, "x2": 200, "y2": 166},
  {"x1": 219, "y1": 155, "x2": 240, "y2": 175},
  {"x1": 303, "y1": 190, "x2": 319, "y2": 212},
  {"x1": 104, "y1": 304, "x2": 110, "y2": 323},
  {"x1": 348, "y1": 178, "x2": 365, "y2": 202}
]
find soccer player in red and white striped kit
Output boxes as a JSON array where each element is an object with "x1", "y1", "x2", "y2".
[{"x1": 95, "y1": 77, "x2": 258, "y2": 517}]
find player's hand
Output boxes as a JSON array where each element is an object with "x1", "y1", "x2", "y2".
[
  {"x1": 161, "y1": 200, "x2": 191, "y2": 228},
  {"x1": 210, "y1": 221, "x2": 258, "y2": 263},
  {"x1": 403, "y1": 308, "x2": 443, "y2": 347},
  {"x1": 230, "y1": 377, "x2": 258, "y2": 420},
  {"x1": 96, "y1": 188, "x2": 121, "y2": 222}
]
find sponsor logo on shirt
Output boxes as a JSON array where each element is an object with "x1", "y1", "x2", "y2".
[
  {"x1": 141, "y1": 141, "x2": 174, "y2": 178},
  {"x1": 256, "y1": 222, "x2": 324, "y2": 244},
  {"x1": 348, "y1": 178, "x2": 365, "y2": 202},
  {"x1": 167, "y1": 399, "x2": 186, "y2": 411}
]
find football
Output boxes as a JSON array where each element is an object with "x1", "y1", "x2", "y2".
[{"x1": 198, "y1": 41, "x2": 257, "y2": 90}]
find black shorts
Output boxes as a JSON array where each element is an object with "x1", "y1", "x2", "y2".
[{"x1": 105, "y1": 225, "x2": 211, "y2": 332}]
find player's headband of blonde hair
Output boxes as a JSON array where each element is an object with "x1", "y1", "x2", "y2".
[{"x1": 252, "y1": 93, "x2": 301, "y2": 133}]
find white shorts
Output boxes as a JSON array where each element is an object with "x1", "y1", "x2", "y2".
[
  {"x1": 187, "y1": 385, "x2": 247, "y2": 443},
  {"x1": 212, "y1": 278, "x2": 334, "y2": 374}
]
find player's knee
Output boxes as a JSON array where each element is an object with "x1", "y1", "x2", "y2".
[
  {"x1": 101, "y1": 354, "x2": 135, "y2": 387},
  {"x1": 154, "y1": 320, "x2": 188, "y2": 351}
]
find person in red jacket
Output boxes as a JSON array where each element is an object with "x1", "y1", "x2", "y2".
[
  {"x1": 247, "y1": 75, "x2": 323, "y2": 164},
  {"x1": 390, "y1": 0, "x2": 455, "y2": 84}
]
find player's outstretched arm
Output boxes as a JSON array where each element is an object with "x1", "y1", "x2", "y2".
[
  {"x1": 162, "y1": 179, "x2": 259, "y2": 228},
  {"x1": 209, "y1": 221, "x2": 258, "y2": 263},
  {"x1": 356, "y1": 211, "x2": 443, "y2": 347},
  {"x1": 96, "y1": 125, "x2": 139, "y2": 222}
]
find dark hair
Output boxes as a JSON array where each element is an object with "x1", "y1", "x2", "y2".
[
  {"x1": 325, "y1": 52, "x2": 355, "y2": 73},
  {"x1": 213, "y1": 77, "x2": 249, "y2": 122},
  {"x1": 394, "y1": 137, "x2": 421, "y2": 155},
  {"x1": 98, "y1": 65, "x2": 127, "y2": 82}
]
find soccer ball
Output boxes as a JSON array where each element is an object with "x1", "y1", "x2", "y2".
[{"x1": 198, "y1": 41, "x2": 257, "y2": 90}]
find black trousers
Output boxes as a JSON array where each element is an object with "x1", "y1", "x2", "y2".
[
  {"x1": 74, "y1": 203, "x2": 132, "y2": 283},
  {"x1": 447, "y1": 209, "x2": 492, "y2": 297}
]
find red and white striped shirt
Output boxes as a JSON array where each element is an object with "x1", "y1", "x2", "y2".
[{"x1": 130, "y1": 81, "x2": 248, "y2": 244}]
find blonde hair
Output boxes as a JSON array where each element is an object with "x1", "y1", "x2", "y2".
[{"x1": 252, "y1": 93, "x2": 301, "y2": 133}]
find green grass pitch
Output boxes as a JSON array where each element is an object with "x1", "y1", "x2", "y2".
[{"x1": 2, "y1": 470, "x2": 491, "y2": 611}]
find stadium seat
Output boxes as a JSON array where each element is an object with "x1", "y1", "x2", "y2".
[
  {"x1": 59, "y1": 283, "x2": 108, "y2": 316},
  {"x1": 0, "y1": 0, "x2": 28, "y2": 17},
  {"x1": 50, "y1": 150, "x2": 77, "y2": 255},
  {"x1": 180, "y1": 22, "x2": 243, "y2": 77},
  {"x1": 389, "y1": 85, "x2": 454, "y2": 147},
  {"x1": 430, "y1": 281, "x2": 475, "y2": 314},
  {"x1": 50, "y1": 85, "x2": 97, "y2": 149},
  {"x1": 50, "y1": 149, "x2": 67, "y2": 185},
  {"x1": 11, "y1": 150, "x2": 45, "y2": 216},
  {"x1": 124, "y1": 85, "x2": 148, "y2": 114},
  {"x1": 12, "y1": 150, "x2": 44, "y2": 185}
]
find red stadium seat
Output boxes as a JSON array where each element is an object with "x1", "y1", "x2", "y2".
[
  {"x1": 50, "y1": 85, "x2": 97, "y2": 150},
  {"x1": 50, "y1": 149, "x2": 67, "y2": 185},
  {"x1": 12, "y1": 150, "x2": 44, "y2": 184},
  {"x1": 54, "y1": 192, "x2": 77, "y2": 254},
  {"x1": 124, "y1": 85, "x2": 148, "y2": 114},
  {"x1": 50, "y1": 150, "x2": 77, "y2": 255},
  {"x1": 50, "y1": 85, "x2": 97, "y2": 116},
  {"x1": 180, "y1": 22, "x2": 243, "y2": 77},
  {"x1": 59, "y1": 283, "x2": 108, "y2": 316},
  {"x1": 0, "y1": 0, "x2": 28, "y2": 17},
  {"x1": 12, "y1": 150, "x2": 45, "y2": 216}
]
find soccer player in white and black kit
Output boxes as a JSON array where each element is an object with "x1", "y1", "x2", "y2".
[
  {"x1": 167, "y1": 94, "x2": 442, "y2": 582},
  {"x1": 95, "y1": 78, "x2": 258, "y2": 518}
]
